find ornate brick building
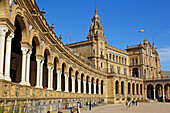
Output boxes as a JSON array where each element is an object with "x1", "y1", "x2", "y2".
[{"x1": 0, "y1": 0, "x2": 169, "y2": 109}]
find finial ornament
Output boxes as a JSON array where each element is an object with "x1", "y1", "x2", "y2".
[
  {"x1": 59, "y1": 35, "x2": 62, "y2": 40},
  {"x1": 51, "y1": 24, "x2": 54, "y2": 30},
  {"x1": 41, "y1": 8, "x2": 46, "y2": 16}
]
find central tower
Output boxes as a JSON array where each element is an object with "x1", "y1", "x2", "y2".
[{"x1": 87, "y1": 5, "x2": 107, "y2": 71}]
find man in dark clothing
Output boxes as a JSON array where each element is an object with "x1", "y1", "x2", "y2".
[
  {"x1": 89, "y1": 101, "x2": 91, "y2": 110},
  {"x1": 136, "y1": 100, "x2": 138, "y2": 106},
  {"x1": 132, "y1": 100, "x2": 134, "y2": 105}
]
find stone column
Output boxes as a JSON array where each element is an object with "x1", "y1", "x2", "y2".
[
  {"x1": 83, "y1": 81, "x2": 86, "y2": 94},
  {"x1": 119, "y1": 82, "x2": 121, "y2": 96},
  {"x1": 145, "y1": 89, "x2": 147, "y2": 99},
  {"x1": 20, "y1": 47, "x2": 29, "y2": 85},
  {"x1": 57, "y1": 70, "x2": 61, "y2": 91},
  {"x1": 94, "y1": 83, "x2": 96, "y2": 94},
  {"x1": 71, "y1": 77, "x2": 75, "y2": 93},
  {"x1": 50, "y1": 67, "x2": 54, "y2": 90},
  {"x1": 35, "y1": 59, "x2": 41, "y2": 88},
  {"x1": 0, "y1": 26, "x2": 8, "y2": 79},
  {"x1": 131, "y1": 70, "x2": 132, "y2": 76},
  {"x1": 89, "y1": 82, "x2": 91, "y2": 94},
  {"x1": 98, "y1": 85, "x2": 101, "y2": 94},
  {"x1": 162, "y1": 88, "x2": 165, "y2": 100},
  {"x1": 130, "y1": 84, "x2": 133, "y2": 98},
  {"x1": 25, "y1": 51, "x2": 32, "y2": 86},
  {"x1": 78, "y1": 79, "x2": 81, "y2": 93},
  {"x1": 153, "y1": 89, "x2": 156, "y2": 99},
  {"x1": 47, "y1": 66, "x2": 52, "y2": 90},
  {"x1": 139, "y1": 85, "x2": 141, "y2": 98},
  {"x1": 168, "y1": 86, "x2": 170, "y2": 99},
  {"x1": 134, "y1": 84, "x2": 137, "y2": 97},
  {"x1": 39, "y1": 61, "x2": 44, "y2": 88},
  {"x1": 4, "y1": 33, "x2": 14, "y2": 81},
  {"x1": 65, "y1": 75, "x2": 69, "y2": 92}
]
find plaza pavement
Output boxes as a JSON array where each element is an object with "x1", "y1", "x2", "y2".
[{"x1": 82, "y1": 102, "x2": 170, "y2": 113}]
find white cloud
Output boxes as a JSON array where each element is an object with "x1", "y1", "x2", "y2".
[{"x1": 158, "y1": 47, "x2": 170, "y2": 62}]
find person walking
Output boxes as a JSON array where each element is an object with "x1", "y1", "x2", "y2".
[
  {"x1": 77, "y1": 102, "x2": 81, "y2": 113},
  {"x1": 89, "y1": 101, "x2": 91, "y2": 110},
  {"x1": 132, "y1": 100, "x2": 134, "y2": 106},
  {"x1": 136, "y1": 100, "x2": 138, "y2": 106},
  {"x1": 128, "y1": 101, "x2": 131, "y2": 107}
]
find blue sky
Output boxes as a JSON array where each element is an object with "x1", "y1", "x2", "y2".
[{"x1": 36, "y1": 0, "x2": 170, "y2": 71}]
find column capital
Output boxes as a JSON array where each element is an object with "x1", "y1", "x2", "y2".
[
  {"x1": 0, "y1": 26, "x2": 8, "y2": 36},
  {"x1": 21, "y1": 47, "x2": 29, "y2": 55},
  {"x1": 7, "y1": 32, "x2": 14, "y2": 41},
  {"x1": 71, "y1": 76, "x2": 75, "y2": 79},
  {"x1": 47, "y1": 65, "x2": 52, "y2": 69},
  {"x1": 41, "y1": 60, "x2": 44, "y2": 64},
  {"x1": 51, "y1": 67, "x2": 54, "y2": 71},
  {"x1": 64, "y1": 74, "x2": 68, "y2": 77},
  {"x1": 57, "y1": 70, "x2": 62, "y2": 75},
  {"x1": 56, "y1": 68, "x2": 62, "y2": 72},
  {"x1": 36, "y1": 58, "x2": 41, "y2": 63},
  {"x1": 27, "y1": 50, "x2": 32, "y2": 57}
]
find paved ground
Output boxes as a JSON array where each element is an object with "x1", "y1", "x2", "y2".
[{"x1": 82, "y1": 102, "x2": 170, "y2": 113}]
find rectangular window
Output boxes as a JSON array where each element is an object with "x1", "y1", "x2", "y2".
[
  {"x1": 117, "y1": 67, "x2": 120, "y2": 74},
  {"x1": 124, "y1": 68, "x2": 127, "y2": 75},
  {"x1": 110, "y1": 65, "x2": 114, "y2": 73}
]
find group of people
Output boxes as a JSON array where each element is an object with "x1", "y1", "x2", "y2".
[{"x1": 126, "y1": 100, "x2": 138, "y2": 108}]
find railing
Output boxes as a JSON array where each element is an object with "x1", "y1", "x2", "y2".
[
  {"x1": 145, "y1": 76, "x2": 170, "y2": 80},
  {"x1": 128, "y1": 44, "x2": 139, "y2": 48}
]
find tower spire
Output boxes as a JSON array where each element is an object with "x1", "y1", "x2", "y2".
[{"x1": 95, "y1": 3, "x2": 97, "y2": 14}]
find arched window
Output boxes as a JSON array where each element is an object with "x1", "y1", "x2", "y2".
[
  {"x1": 122, "y1": 57, "x2": 124, "y2": 64},
  {"x1": 136, "y1": 58, "x2": 138, "y2": 65},
  {"x1": 125, "y1": 58, "x2": 127, "y2": 65},
  {"x1": 131, "y1": 58, "x2": 134, "y2": 65},
  {"x1": 113, "y1": 55, "x2": 115, "y2": 61},
  {"x1": 119, "y1": 56, "x2": 121, "y2": 63},
  {"x1": 116, "y1": 56, "x2": 118, "y2": 62},
  {"x1": 109, "y1": 54, "x2": 111, "y2": 60},
  {"x1": 115, "y1": 81, "x2": 119, "y2": 94}
]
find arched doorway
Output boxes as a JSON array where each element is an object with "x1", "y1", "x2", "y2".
[
  {"x1": 121, "y1": 81, "x2": 124, "y2": 96},
  {"x1": 164, "y1": 84, "x2": 170, "y2": 102},
  {"x1": 91, "y1": 77, "x2": 94, "y2": 94},
  {"x1": 61, "y1": 63, "x2": 66, "y2": 91},
  {"x1": 115, "y1": 81, "x2": 119, "y2": 95},
  {"x1": 132, "y1": 83, "x2": 135, "y2": 96},
  {"x1": 10, "y1": 17, "x2": 23, "y2": 83},
  {"x1": 53, "y1": 58, "x2": 59, "y2": 90},
  {"x1": 81, "y1": 73, "x2": 84, "y2": 93},
  {"x1": 136, "y1": 84, "x2": 139, "y2": 95},
  {"x1": 96, "y1": 79, "x2": 99, "y2": 94},
  {"x1": 29, "y1": 37, "x2": 38, "y2": 86},
  {"x1": 155, "y1": 84, "x2": 163, "y2": 100},
  {"x1": 128, "y1": 83, "x2": 130, "y2": 95},
  {"x1": 140, "y1": 84, "x2": 143, "y2": 95},
  {"x1": 75, "y1": 71, "x2": 78, "y2": 93},
  {"x1": 147, "y1": 84, "x2": 154, "y2": 99},
  {"x1": 101, "y1": 80, "x2": 103, "y2": 94},
  {"x1": 86, "y1": 76, "x2": 89, "y2": 94},
  {"x1": 43, "y1": 49, "x2": 50, "y2": 88},
  {"x1": 69, "y1": 67, "x2": 73, "y2": 92}
]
